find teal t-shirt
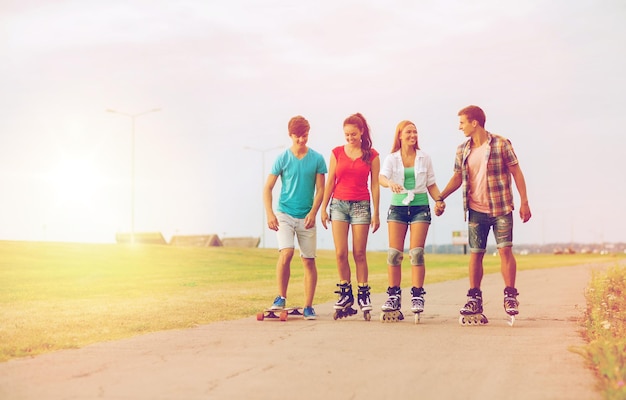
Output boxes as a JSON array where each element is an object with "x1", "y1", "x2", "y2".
[
  {"x1": 271, "y1": 148, "x2": 327, "y2": 218},
  {"x1": 391, "y1": 167, "x2": 428, "y2": 206}
]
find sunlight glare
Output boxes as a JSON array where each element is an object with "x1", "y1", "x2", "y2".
[{"x1": 47, "y1": 158, "x2": 105, "y2": 207}]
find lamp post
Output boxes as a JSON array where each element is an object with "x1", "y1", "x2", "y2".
[
  {"x1": 106, "y1": 108, "x2": 161, "y2": 244},
  {"x1": 244, "y1": 145, "x2": 284, "y2": 248}
]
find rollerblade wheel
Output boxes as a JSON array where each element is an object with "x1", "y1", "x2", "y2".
[
  {"x1": 363, "y1": 311, "x2": 371, "y2": 321},
  {"x1": 333, "y1": 311, "x2": 339, "y2": 320},
  {"x1": 507, "y1": 315, "x2": 515, "y2": 327},
  {"x1": 414, "y1": 313, "x2": 421, "y2": 324}
]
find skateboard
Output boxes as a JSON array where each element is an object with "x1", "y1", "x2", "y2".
[
  {"x1": 256, "y1": 307, "x2": 302, "y2": 321},
  {"x1": 333, "y1": 306, "x2": 371, "y2": 321},
  {"x1": 380, "y1": 310, "x2": 404, "y2": 323}
]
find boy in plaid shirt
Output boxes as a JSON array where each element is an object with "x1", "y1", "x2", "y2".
[{"x1": 438, "y1": 105, "x2": 531, "y2": 322}]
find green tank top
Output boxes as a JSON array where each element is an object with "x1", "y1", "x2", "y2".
[{"x1": 391, "y1": 167, "x2": 428, "y2": 206}]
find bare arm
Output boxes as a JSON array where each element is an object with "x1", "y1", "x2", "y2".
[
  {"x1": 370, "y1": 156, "x2": 381, "y2": 233},
  {"x1": 263, "y1": 174, "x2": 280, "y2": 231},
  {"x1": 305, "y1": 173, "x2": 326, "y2": 229},
  {"x1": 435, "y1": 171, "x2": 462, "y2": 216},
  {"x1": 509, "y1": 163, "x2": 532, "y2": 223},
  {"x1": 439, "y1": 171, "x2": 462, "y2": 200},
  {"x1": 320, "y1": 153, "x2": 337, "y2": 230},
  {"x1": 427, "y1": 183, "x2": 446, "y2": 216},
  {"x1": 379, "y1": 174, "x2": 404, "y2": 193}
]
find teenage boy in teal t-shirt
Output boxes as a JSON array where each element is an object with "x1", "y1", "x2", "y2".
[{"x1": 263, "y1": 115, "x2": 327, "y2": 320}]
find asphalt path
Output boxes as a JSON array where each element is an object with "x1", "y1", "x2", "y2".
[{"x1": 0, "y1": 263, "x2": 610, "y2": 400}]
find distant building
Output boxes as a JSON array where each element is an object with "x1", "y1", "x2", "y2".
[
  {"x1": 116, "y1": 232, "x2": 167, "y2": 245},
  {"x1": 169, "y1": 234, "x2": 222, "y2": 247},
  {"x1": 222, "y1": 237, "x2": 260, "y2": 248}
]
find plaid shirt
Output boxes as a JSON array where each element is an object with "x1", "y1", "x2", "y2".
[{"x1": 454, "y1": 132, "x2": 519, "y2": 218}]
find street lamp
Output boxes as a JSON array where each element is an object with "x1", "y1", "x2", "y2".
[
  {"x1": 106, "y1": 108, "x2": 161, "y2": 244},
  {"x1": 244, "y1": 145, "x2": 284, "y2": 248}
]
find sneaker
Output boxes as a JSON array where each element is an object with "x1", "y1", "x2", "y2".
[
  {"x1": 270, "y1": 296, "x2": 286, "y2": 310},
  {"x1": 303, "y1": 306, "x2": 317, "y2": 320}
]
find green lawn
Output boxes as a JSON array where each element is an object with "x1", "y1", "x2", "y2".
[{"x1": 0, "y1": 240, "x2": 621, "y2": 362}]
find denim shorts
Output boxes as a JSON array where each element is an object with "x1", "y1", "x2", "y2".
[
  {"x1": 329, "y1": 199, "x2": 371, "y2": 225},
  {"x1": 468, "y1": 209, "x2": 513, "y2": 253},
  {"x1": 387, "y1": 205, "x2": 431, "y2": 225}
]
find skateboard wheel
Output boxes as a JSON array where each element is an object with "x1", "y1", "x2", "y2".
[
  {"x1": 279, "y1": 310, "x2": 288, "y2": 321},
  {"x1": 256, "y1": 312, "x2": 265, "y2": 321}
]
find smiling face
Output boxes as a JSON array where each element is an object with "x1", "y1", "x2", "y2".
[
  {"x1": 343, "y1": 124, "x2": 362, "y2": 146},
  {"x1": 458, "y1": 114, "x2": 477, "y2": 137},
  {"x1": 399, "y1": 123, "x2": 418, "y2": 147},
  {"x1": 289, "y1": 131, "x2": 309, "y2": 149}
]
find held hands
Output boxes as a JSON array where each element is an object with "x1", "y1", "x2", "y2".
[{"x1": 434, "y1": 200, "x2": 446, "y2": 216}]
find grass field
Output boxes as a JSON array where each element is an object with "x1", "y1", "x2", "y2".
[{"x1": 0, "y1": 240, "x2": 623, "y2": 363}]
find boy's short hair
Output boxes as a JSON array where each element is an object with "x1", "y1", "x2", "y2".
[
  {"x1": 458, "y1": 105, "x2": 486, "y2": 128},
  {"x1": 288, "y1": 115, "x2": 310, "y2": 137}
]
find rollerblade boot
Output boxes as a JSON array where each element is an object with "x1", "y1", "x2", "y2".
[
  {"x1": 504, "y1": 286, "x2": 519, "y2": 326},
  {"x1": 410, "y1": 287, "x2": 426, "y2": 324},
  {"x1": 357, "y1": 285, "x2": 372, "y2": 321},
  {"x1": 380, "y1": 286, "x2": 404, "y2": 322},
  {"x1": 410, "y1": 287, "x2": 426, "y2": 313},
  {"x1": 459, "y1": 288, "x2": 488, "y2": 325},
  {"x1": 333, "y1": 282, "x2": 357, "y2": 320}
]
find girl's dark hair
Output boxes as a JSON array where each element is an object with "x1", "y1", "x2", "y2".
[{"x1": 343, "y1": 113, "x2": 373, "y2": 164}]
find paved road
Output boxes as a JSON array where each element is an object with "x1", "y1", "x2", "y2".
[{"x1": 0, "y1": 264, "x2": 607, "y2": 399}]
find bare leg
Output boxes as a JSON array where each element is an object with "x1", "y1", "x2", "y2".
[
  {"x1": 331, "y1": 220, "x2": 351, "y2": 282},
  {"x1": 302, "y1": 257, "x2": 317, "y2": 308},
  {"x1": 468, "y1": 251, "x2": 485, "y2": 289},
  {"x1": 409, "y1": 222, "x2": 429, "y2": 288},
  {"x1": 276, "y1": 248, "x2": 294, "y2": 298},
  {"x1": 498, "y1": 246, "x2": 517, "y2": 287},
  {"x1": 352, "y1": 224, "x2": 370, "y2": 284},
  {"x1": 387, "y1": 222, "x2": 408, "y2": 287}
]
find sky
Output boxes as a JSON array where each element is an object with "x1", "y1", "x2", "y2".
[{"x1": 1, "y1": 0, "x2": 625, "y2": 250}]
